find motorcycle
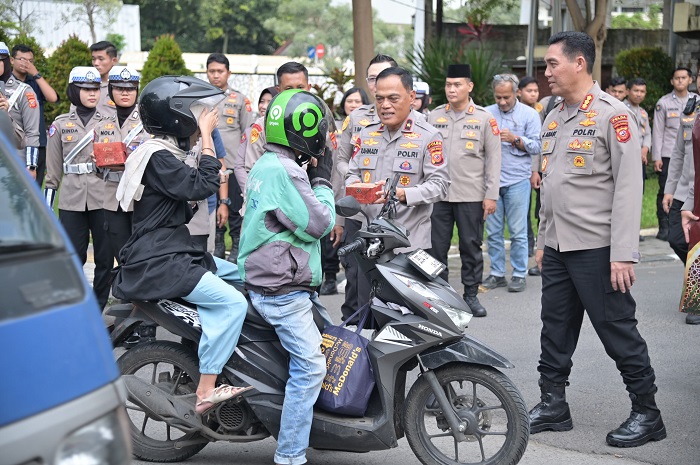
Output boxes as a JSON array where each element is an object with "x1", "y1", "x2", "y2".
[{"x1": 108, "y1": 174, "x2": 529, "y2": 465}]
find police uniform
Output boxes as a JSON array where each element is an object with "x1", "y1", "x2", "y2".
[
  {"x1": 537, "y1": 82, "x2": 657, "y2": 396},
  {"x1": 214, "y1": 86, "x2": 254, "y2": 255},
  {"x1": 347, "y1": 110, "x2": 450, "y2": 250},
  {"x1": 2, "y1": 55, "x2": 41, "y2": 170},
  {"x1": 44, "y1": 66, "x2": 113, "y2": 309},
  {"x1": 428, "y1": 99, "x2": 500, "y2": 291},
  {"x1": 652, "y1": 90, "x2": 699, "y2": 237},
  {"x1": 664, "y1": 111, "x2": 696, "y2": 263}
]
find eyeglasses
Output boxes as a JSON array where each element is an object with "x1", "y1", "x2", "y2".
[
  {"x1": 493, "y1": 74, "x2": 519, "y2": 84},
  {"x1": 366, "y1": 76, "x2": 377, "y2": 85},
  {"x1": 15, "y1": 56, "x2": 34, "y2": 64},
  {"x1": 113, "y1": 87, "x2": 137, "y2": 93}
]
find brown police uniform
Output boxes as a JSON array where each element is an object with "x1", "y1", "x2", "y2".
[
  {"x1": 536, "y1": 82, "x2": 657, "y2": 397},
  {"x1": 337, "y1": 104, "x2": 380, "y2": 180},
  {"x1": 4, "y1": 74, "x2": 41, "y2": 163},
  {"x1": 346, "y1": 110, "x2": 450, "y2": 250},
  {"x1": 427, "y1": 100, "x2": 501, "y2": 288}
]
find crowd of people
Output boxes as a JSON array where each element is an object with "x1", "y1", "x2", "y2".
[{"x1": 5, "y1": 29, "x2": 697, "y2": 463}]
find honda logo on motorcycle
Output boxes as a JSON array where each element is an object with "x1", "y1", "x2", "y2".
[{"x1": 418, "y1": 324, "x2": 442, "y2": 338}]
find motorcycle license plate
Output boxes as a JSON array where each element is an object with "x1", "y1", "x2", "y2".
[{"x1": 407, "y1": 249, "x2": 446, "y2": 279}]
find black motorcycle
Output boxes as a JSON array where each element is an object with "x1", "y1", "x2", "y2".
[{"x1": 109, "y1": 175, "x2": 529, "y2": 465}]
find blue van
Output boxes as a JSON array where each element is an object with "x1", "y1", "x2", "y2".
[{"x1": 0, "y1": 113, "x2": 131, "y2": 464}]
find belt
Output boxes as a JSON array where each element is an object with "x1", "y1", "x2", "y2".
[
  {"x1": 104, "y1": 171, "x2": 123, "y2": 182},
  {"x1": 63, "y1": 162, "x2": 96, "y2": 174}
]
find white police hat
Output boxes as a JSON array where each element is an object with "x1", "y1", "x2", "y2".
[
  {"x1": 0, "y1": 42, "x2": 9, "y2": 57},
  {"x1": 68, "y1": 66, "x2": 102, "y2": 88},
  {"x1": 109, "y1": 66, "x2": 140, "y2": 88},
  {"x1": 414, "y1": 81, "x2": 430, "y2": 95}
]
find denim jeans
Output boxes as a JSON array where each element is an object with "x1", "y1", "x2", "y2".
[
  {"x1": 183, "y1": 257, "x2": 248, "y2": 374},
  {"x1": 248, "y1": 290, "x2": 330, "y2": 465},
  {"x1": 485, "y1": 178, "x2": 530, "y2": 278}
]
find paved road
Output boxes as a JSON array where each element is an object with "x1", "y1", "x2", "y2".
[{"x1": 93, "y1": 235, "x2": 700, "y2": 464}]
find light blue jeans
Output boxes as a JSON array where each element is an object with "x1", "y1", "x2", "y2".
[
  {"x1": 248, "y1": 290, "x2": 331, "y2": 465},
  {"x1": 183, "y1": 257, "x2": 248, "y2": 375},
  {"x1": 485, "y1": 178, "x2": 530, "y2": 279}
]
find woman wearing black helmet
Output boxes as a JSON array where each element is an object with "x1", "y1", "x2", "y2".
[{"x1": 112, "y1": 76, "x2": 252, "y2": 414}]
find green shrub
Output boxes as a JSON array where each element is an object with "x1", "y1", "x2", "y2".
[
  {"x1": 615, "y1": 47, "x2": 674, "y2": 118},
  {"x1": 140, "y1": 34, "x2": 191, "y2": 89},
  {"x1": 406, "y1": 36, "x2": 506, "y2": 108},
  {"x1": 45, "y1": 35, "x2": 92, "y2": 124}
]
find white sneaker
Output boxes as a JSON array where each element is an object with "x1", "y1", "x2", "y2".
[{"x1": 337, "y1": 278, "x2": 347, "y2": 294}]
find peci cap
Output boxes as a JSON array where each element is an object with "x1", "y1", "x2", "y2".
[
  {"x1": 69, "y1": 66, "x2": 102, "y2": 89},
  {"x1": 0, "y1": 42, "x2": 8, "y2": 57},
  {"x1": 447, "y1": 64, "x2": 471, "y2": 79},
  {"x1": 109, "y1": 65, "x2": 140, "y2": 88}
]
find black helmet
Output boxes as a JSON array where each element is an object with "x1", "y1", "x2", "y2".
[
  {"x1": 139, "y1": 76, "x2": 224, "y2": 139},
  {"x1": 266, "y1": 89, "x2": 328, "y2": 158}
]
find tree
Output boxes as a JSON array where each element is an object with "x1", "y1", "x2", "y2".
[
  {"x1": 140, "y1": 34, "x2": 191, "y2": 89},
  {"x1": 106, "y1": 33, "x2": 126, "y2": 53},
  {"x1": 123, "y1": 0, "x2": 210, "y2": 51},
  {"x1": 64, "y1": 0, "x2": 123, "y2": 45},
  {"x1": 45, "y1": 35, "x2": 92, "y2": 124},
  {"x1": 563, "y1": 0, "x2": 609, "y2": 82},
  {"x1": 615, "y1": 47, "x2": 673, "y2": 118},
  {"x1": 0, "y1": 0, "x2": 38, "y2": 36},
  {"x1": 611, "y1": 4, "x2": 662, "y2": 29},
  {"x1": 198, "y1": 0, "x2": 280, "y2": 54}
]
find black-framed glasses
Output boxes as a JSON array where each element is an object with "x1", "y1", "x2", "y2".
[
  {"x1": 493, "y1": 74, "x2": 518, "y2": 84},
  {"x1": 366, "y1": 76, "x2": 377, "y2": 85},
  {"x1": 15, "y1": 56, "x2": 34, "y2": 64}
]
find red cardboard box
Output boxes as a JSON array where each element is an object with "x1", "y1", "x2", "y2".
[
  {"x1": 346, "y1": 183, "x2": 383, "y2": 204},
  {"x1": 94, "y1": 141, "x2": 127, "y2": 168}
]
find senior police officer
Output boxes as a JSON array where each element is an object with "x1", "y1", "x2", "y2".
[
  {"x1": 347, "y1": 67, "x2": 449, "y2": 304},
  {"x1": 527, "y1": 32, "x2": 665, "y2": 448},
  {"x1": 206, "y1": 53, "x2": 254, "y2": 260},
  {"x1": 652, "y1": 67, "x2": 698, "y2": 241},
  {"x1": 428, "y1": 64, "x2": 500, "y2": 317},
  {"x1": 45, "y1": 66, "x2": 113, "y2": 310},
  {"x1": 0, "y1": 41, "x2": 41, "y2": 179}
]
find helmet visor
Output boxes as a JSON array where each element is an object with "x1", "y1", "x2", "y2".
[{"x1": 189, "y1": 93, "x2": 226, "y2": 123}]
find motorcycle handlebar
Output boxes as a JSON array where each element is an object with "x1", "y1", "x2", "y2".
[{"x1": 338, "y1": 238, "x2": 365, "y2": 257}]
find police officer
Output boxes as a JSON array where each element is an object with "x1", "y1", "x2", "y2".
[
  {"x1": 347, "y1": 67, "x2": 449, "y2": 279},
  {"x1": 205, "y1": 53, "x2": 254, "y2": 260},
  {"x1": 45, "y1": 66, "x2": 113, "y2": 310},
  {"x1": 93, "y1": 66, "x2": 148, "y2": 262},
  {"x1": 529, "y1": 32, "x2": 665, "y2": 448},
  {"x1": 89, "y1": 41, "x2": 119, "y2": 118},
  {"x1": 428, "y1": 64, "x2": 500, "y2": 317},
  {"x1": 0, "y1": 41, "x2": 41, "y2": 179},
  {"x1": 652, "y1": 67, "x2": 698, "y2": 241},
  {"x1": 337, "y1": 54, "x2": 397, "y2": 320}
]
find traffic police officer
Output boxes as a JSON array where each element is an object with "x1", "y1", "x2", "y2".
[
  {"x1": 529, "y1": 32, "x2": 665, "y2": 448},
  {"x1": 205, "y1": 53, "x2": 254, "y2": 260},
  {"x1": 45, "y1": 66, "x2": 113, "y2": 310},
  {"x1": 347, "y1": 67, "x2": 449, "y2": 277},
  {"x1": 428, "y1": 64, "x2": 500, "y2": 317},
  {"x1": 0, "y1": 41, "x2": 41, "y2": 178},
  {"x1": 652, "y1": 67, "x2": 698, "y2": 241},
  {"x1": 94, "y1": 66, "x2": 148, "y2": 262}
]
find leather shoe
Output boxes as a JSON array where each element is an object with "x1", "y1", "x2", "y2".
[
  {"x1": 508, "y1": 277, "x2": 526, "y2": 292},
  {"x1": 529, "y1": 378, "x2": 573, "y2": 434},
  {"x1": 686, "y1": 313, "x2": 700, "y2": 325},
  {"x1": 528, "y1": 266, "x2": 541, "y2": 276},
  {"x1": 463, "y1": 293, "x2": 487, "y2": 317},
  {"x1": 319, "y1": 279, "x2": 338, "y2": 295},
  {"x1": 481, "y1": 275, "x2": 507, "y2": 290},
  {"x1": 606, "y1": 392, "x2": 666, "y2": 447}
]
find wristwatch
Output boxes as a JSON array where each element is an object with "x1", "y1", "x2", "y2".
[
  {"x1": 512, "y1": 137, "x2": 522, "y2": 147},
  {"x1": 217, "y1": 198, "x2": 231, "y2": 206},
  {"x1": 33, "y1": 73, "x2": 42, "y2": 80}
]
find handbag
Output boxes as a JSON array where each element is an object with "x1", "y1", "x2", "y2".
[{"x1": 316, "y1": 303, "x2": 375, "y2": 416}]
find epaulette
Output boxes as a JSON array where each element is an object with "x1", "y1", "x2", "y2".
[
  {"x1": 54, "y1": 113, "x2": 70, "y2": 122},
  {"x1": 433, "y1": 103, "x2": 449, "y2": 112}
]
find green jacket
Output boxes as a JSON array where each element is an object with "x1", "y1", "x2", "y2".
[{"x1": 238, "y1": 145, "x2": 335, "y2": 295}]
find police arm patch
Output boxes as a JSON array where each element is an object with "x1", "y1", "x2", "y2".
[
  {"x1": 49, "y1": 124, "x2": 57, "y2": 137},
  {"x1": 610, "y1": 114, "x2": 630, "y2": 143},
  {"x1": 428, "y1": 140, "x2": 444, "y2": 166},
  {"x1": 489, "y1": 118, "x2": 500, "y2": 135}
]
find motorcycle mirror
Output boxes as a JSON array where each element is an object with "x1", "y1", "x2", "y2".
[{"x1": 336, "y1": 196, "x2": 362, "y2": 217}]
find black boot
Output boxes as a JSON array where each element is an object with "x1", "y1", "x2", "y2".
[
  {"x1": 656, "y1": 218, "x2": 669, "y2": 241},
  {"x1": 213, "y1": 231, "x2": 226, "y2": 259},
  {"x1": 529, "y1": 378, "x2": 573, "y2": 434},
  {"x1": 227, "y1": 234, "x2": 239, "y2": 263},
  {"x1": 606, "y1": 391, "x2": 666, "y2": 447},
  {"x1": 463, "y1": 285, "x2": 486, "y2": 317}
]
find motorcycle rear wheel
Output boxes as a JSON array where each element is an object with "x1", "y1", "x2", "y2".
[
  {"x1": 404, "y1": 364, "x2": 529, "y2": 465},
  {"x1": 118, "y1": 341, "x2": 208, "y2": 462}
]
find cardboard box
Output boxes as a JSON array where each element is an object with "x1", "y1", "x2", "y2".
[
  {"x1": 346, "y1": 183, "x2": 383, "y2": 204},
  {"x1": 94, "y1": 141, "x2": 127, "y2": 168}
]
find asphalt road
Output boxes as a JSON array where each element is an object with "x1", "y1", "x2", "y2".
[{"x1": 124, "y1": 256, "x2": 699, "y2": 465}]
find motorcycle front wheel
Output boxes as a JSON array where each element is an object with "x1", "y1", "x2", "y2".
[
  {"x1": 118, "y1": 341, "x2": 208, "y2": 462},
  {"x1": 404, "y1": 364, "x2": 529, "y2": 465}
]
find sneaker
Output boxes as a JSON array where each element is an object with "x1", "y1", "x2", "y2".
[
  {"x1": 337, "y1": 278, "x2": 347, "y2": 294},
  {"x1": 508, "y1": 277, "x2": 526, "y2": 292},
  {"x1": 528, "y1": 266, "x2": 541, "y2": 276},
  {"x1": 481, "y1": 275, "x2": 507, "y2": 290},
  {"x1": 686, "y1": 314, "x2": 700, "y2": 325},
  {"x1": 319, "y1": 279, "x2": 338, "y2": 295}
]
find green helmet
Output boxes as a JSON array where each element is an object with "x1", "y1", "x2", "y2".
[{"x1": 265, "y1": 90, "x2": 328, "y2": 158}]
